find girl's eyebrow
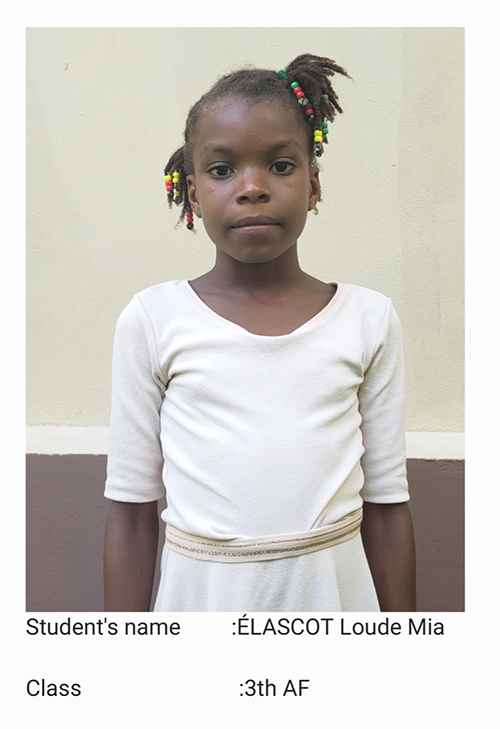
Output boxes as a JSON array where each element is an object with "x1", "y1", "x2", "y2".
[
  {"x1": 267, "y1": 138, "x2": 303, "y2": 153},
  {"x1": 199, "y1": 138, "x2": 302, "y2": 159},
  {"x1": 199, "y1": 143, "x2": 233, "y2": 158}
]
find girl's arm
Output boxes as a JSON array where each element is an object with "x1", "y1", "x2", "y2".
[
  {"x1": 361, "y1": 501, "x2": 416, "y2": 611},
  {"x1": 104, "y1": 500, "x2": 159, "y2": 611}
]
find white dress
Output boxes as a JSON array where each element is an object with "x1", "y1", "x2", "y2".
[{"x1": 105, "y1": 280, "x2": 409, "y2": 611}]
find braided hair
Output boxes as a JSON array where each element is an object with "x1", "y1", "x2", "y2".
[{"x1": 164, "y1": 53, "x2": 351, "y2": 229}]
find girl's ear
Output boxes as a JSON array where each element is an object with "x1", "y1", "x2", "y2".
[
  {"x1": 186, "y1": 175, "x2": 202, "y2": 218},
  {"x1": 308, "y1": 167, "x2": 320, "y2": 212}
]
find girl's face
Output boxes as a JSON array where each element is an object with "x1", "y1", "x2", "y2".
[{"x1": 187, "y1": 98, "x2": 320, "y2": 266}]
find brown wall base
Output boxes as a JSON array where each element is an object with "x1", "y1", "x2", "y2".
[
  {"x1": 26, "y1": 455, "x2": 464, "y2": 612},
  {"x1": 407, "y1": 459, "x2": 464, "y2": 611}
]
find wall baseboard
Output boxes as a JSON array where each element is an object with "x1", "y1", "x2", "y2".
[
  {"x1": 405, "y1": 432, "x2": 464, "y2": 459},
  {"x1": 26, "y1": 426, "x2": 110, "y2": 455},
  {"x1": 26, "y1": 426, "x2": 464, "y2": 459}
]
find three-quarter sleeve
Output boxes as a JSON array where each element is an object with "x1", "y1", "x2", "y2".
[
  {"x1": 358, "y1": 299, "x2": 409, "y2": 503},
  {"x1": 104, "y1": 295, "x2": 167, "y2": 502}
]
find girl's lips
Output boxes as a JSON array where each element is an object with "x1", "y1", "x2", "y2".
[
  {"x1": 231, "y1": 225, "x2": 280, "y2": 236},
  {"x1": 231, "y1": 217, "x2": 280, "y2": 232}
]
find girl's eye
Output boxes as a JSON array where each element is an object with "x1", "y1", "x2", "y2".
[
  {"x1": 209, "y1": 165, "x2": 233, "y2": 177},
  {"x1": 271, "y1": 161, "x2": 294, "y2": 174}
]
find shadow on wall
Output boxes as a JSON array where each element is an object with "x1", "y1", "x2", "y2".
[{"x1": 26, "y1": 455, "x2": 464, "y2": 612}]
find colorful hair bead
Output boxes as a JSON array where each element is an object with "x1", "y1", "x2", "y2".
[
  {"x1": 289, "y1": 81, "x2": 318, "y2": 125},
  {"x1": 165, "y1": 174, "x2": 174, "y2": 199},
  {"x1": 277, "y1": 68, "x2": 330, "y2": 153},
  {"x1": 186, "y1": 206, "x2": 194, "y2": 231},
  {"x1": 172, "y1": 171, "x2": 181, "y2": 204},
  {"x1": 313, "y1": 130, "x2": 324, "y2": 157}
]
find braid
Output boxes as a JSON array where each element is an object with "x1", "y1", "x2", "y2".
[
  {"x1": 284, "y1": 54, "x2": 351, "y2": 144},
  {"x1": 163, "y1": 146, "x2": 192, "y2": 227},
  {"x1": 163, "y1": 53, "x2": 350, "y2": 231}
]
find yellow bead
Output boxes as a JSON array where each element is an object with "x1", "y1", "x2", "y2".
[{"x1": 165, "y1": 175, "x2": 172, "y2": 181}]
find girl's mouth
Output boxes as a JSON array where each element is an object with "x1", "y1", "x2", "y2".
[{"x1": 231, "y1": 217, "x2": 280, "y2": 233}]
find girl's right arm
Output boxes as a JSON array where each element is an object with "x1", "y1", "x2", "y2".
[
  {"x1": 104, "y1": 500, "x2": 159, "y2": 611},
  {"x1": 104, "y1": 295, "x2": 167, "y2": 610}
]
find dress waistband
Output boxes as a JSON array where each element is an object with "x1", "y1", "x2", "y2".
[{"x1": 165, "y1": 507, "x2": 363, "y2": 563}]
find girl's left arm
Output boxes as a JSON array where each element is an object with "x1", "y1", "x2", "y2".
[
  {"x1": 361, "y1": 501, "x2": 416, "y2": 611},
  {"x1": 358, "y1": 297, "x2": 416, "y2": 611}
]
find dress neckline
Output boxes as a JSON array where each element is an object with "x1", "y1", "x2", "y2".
[{"x1": 181, "y1": 280, "x2": 343, "y2": 338}]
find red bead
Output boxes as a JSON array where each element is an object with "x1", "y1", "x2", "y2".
[
  {"x1": 186, "y1": 213, "x2": 193, "y2": 222},
  {"x1": 305, "y1": 107, "x2": 314, "y2": 115},
  {"x1": 295, "y1": 90, "x2": 304, "y2": 99},
  {"x1": 293, "y1": 86, "x2": 302, "y2": 94}
]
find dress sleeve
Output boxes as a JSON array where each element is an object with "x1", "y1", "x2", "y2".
[
  {"x1": 104, "y1": 295, "x2": 167, "y2": 502},
  {"x1": 358, "y1": 299, "x2": 409, "y2": 503}
]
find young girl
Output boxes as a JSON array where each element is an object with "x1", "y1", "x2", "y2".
[{"x1": 104, "y1": 53, "x2": 416, "y2": 612}]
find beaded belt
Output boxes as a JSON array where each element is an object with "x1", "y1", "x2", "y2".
[{"x1": 165, "y1": 507, "x2": 363, "y2": 563}]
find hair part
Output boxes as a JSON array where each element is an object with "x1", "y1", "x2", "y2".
[{"x1": 164, "y1": 54, "x2": 351, "y2": 228}]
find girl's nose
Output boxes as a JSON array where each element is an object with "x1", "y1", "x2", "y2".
[{"x1": 236, "y1": 168, "x2": 270, "y2": 203}]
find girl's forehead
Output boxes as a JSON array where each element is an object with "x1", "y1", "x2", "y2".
[{"x1": 192, "y1": 97, "x2": 310, "y2": 155}]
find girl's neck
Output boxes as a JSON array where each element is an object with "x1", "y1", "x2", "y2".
[
  {"x1": 202, "y1": 244, "x2": 311, "y2": 294},
  {"x1": 189, "y1": 243, "x2": 335, "y2": 336}
]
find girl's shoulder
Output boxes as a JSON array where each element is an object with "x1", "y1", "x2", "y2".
[
  {"x1": 338, "y1": 282, "x2": 395, "y2": 321},
  {"x1": 340, "y1": 281, "x2": 391, "y2": 304},
  {"x1": 133, "y1": 279, "x2": 186, "y2": 308},
  {"x1": 114, "y1": 280, "x2": 188, "y2": 334},
  {"x1": 337, "y1": 284, "x2": 402, "y2": 354},
  {"x1": 117, "y1": 280, "x2": 189, "y2": 320}
]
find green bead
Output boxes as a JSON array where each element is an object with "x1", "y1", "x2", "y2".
[
  {"x1": 278, "y1": 69, "x2": 287, "y2": 79},
  {"x1": 322, "y1": 94, "x2": 329, "y2": 100},
  {"x1": 290, "y1": 81, "x2": 299, "y2": 89},
  {"x1": 322, "y1": 122, "x2": 329, "y2": 133}
]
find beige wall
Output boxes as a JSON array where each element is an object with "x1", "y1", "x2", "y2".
[{"x1": 26, "y1": 27, "x2": 464, "y2": 431}]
